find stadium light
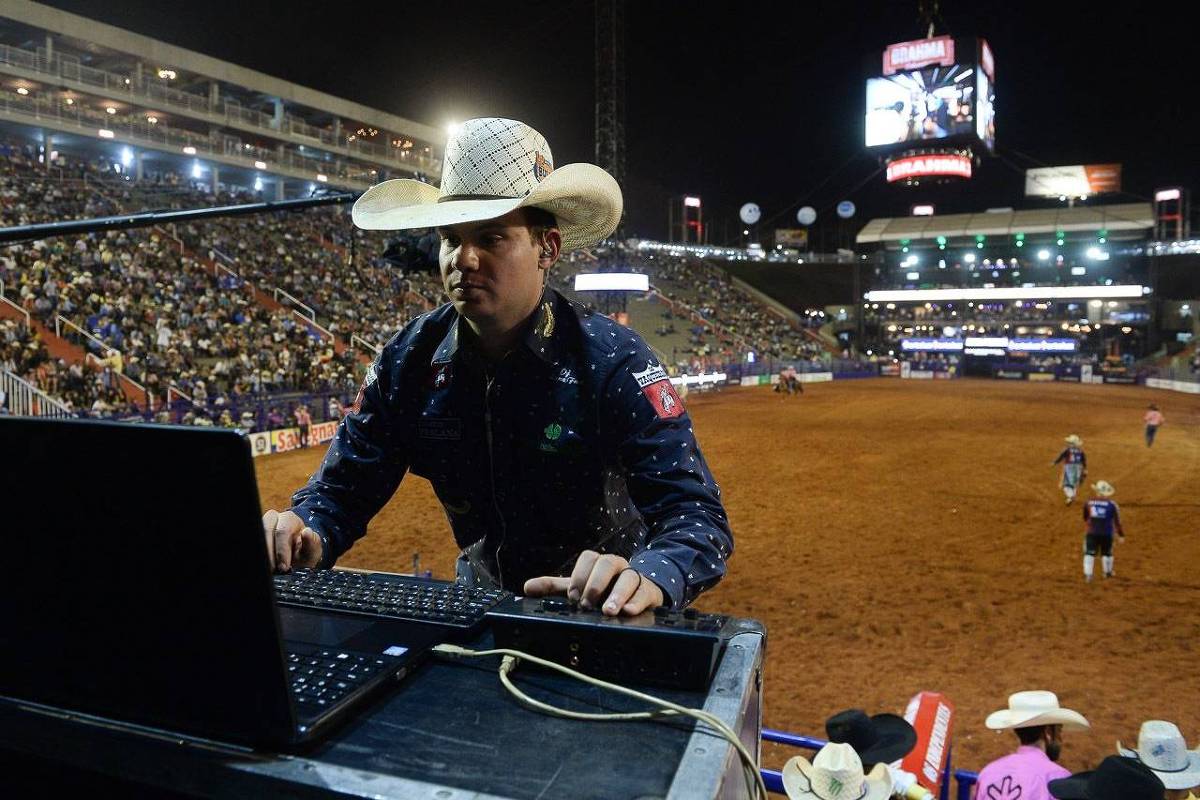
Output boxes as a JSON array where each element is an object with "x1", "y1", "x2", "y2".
[
  {"x1": 964, "y1": 252, "x2": 976, "y2": 264},
  {"x1": 254, "y1": 176, "x2": 263, "y2": 192},
  {"x1": 254, "y1": 160, "x2": 267, "y2": 170},
  {"x1": 182, "y1": 146, "x2": 197, "y2": 155},
  {"x1": 98, "y1": 129, "x2": 114, "y2": 139},
  {"x1": 865, "y1": 285, "x2": 1145, "y2": 302},
  {"x1": 16, "y1": 87, "x2": 28, "y2": 96},
  {"x1": 905, "y1": 271, "x2": 920, "y2": 280},
  {"x1": 446, "y1": 122, "x2": 461, "y2": 136},
  {"x1": 157, "y1": 68, "x2": 177, "y2": 80},
  {"x1": 1037, "y1": 249, "x2": 1051, "y2": 261},
  {"x1": 316, "y1": 174, "x2": 328, "y2": 182},
  {"x1": 120, "y1": 147, "x2": 133, "y2": 168},
  {"x1": 146, "y1": 115, "x2": 158, "y2": 124},
  {"x1": 191, "y1": 160, "x2": 202, "y2": 179}
]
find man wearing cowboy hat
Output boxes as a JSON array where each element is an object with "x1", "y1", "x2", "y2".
[
  {"x1": 264, "y1": 118, "x2": 732, "y2": 615},
  {"x1": 826, "y1": 708, "x2": 925, "y2": 798},
  {"x1": 1052, "y1": 435, "x2": 1087, "y2": 505},
  {"x1": 783, "y1": 742, "x2": 894, "y2": 800},
  {"x1": 1081, "y1": 480, "x2": 1124, "y2": 583},
  {"x1": 973, "y1": 691, "x2": 1091, "y2": 800},
  {"x1": 1118, "y1": 720, "x2": 1200, "y2": 799}
]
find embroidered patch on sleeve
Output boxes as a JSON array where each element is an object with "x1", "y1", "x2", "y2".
[{"x1": 642, "y1": 379, "x2": 685, "y2": 419}]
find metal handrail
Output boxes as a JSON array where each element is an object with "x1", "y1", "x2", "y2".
[
  {"x1": 274, "y1": 287, "x2": 315, "y2": 320},
  {"x1": 0, "y1": 282, "x2": 32, "y2": 327},
  {"x1": 0, "y1": 368, "x2": 72, "y2": 417},
  {"x1": 291, "y1": 310, "x2": 333, "y2": 340},
  {"x1": 351, "y1": 334, "x2": 381, "y2": 355},
  {"x1": 54, "y1": 314, "x2": 112, "y2": 355}
]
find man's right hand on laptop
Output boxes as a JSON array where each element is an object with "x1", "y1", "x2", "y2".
[{"x1": 262, "y1": 509, "x2": 323, "y2": 572}]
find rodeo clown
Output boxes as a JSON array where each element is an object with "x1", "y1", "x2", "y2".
[
  {"x1": 1052, "y1": 434, "x2": 1087, "y2": 505},
  {"x1": 263, "y1": 118, "x2": 733, "y2": 616}
]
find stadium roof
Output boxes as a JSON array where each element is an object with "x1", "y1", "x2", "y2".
[
  {"x1": 1, "y1": 0, "x2": 444, "y2": 146},
  {"x1": 855, "y1": 203, "x2": 1154, "y2": 244}
]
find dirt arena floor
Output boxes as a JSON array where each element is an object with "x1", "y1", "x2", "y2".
[{"x1": 257, "y1": 378, "x2": 1200, "y2": 777}]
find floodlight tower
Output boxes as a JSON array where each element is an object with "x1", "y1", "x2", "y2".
[{"x1": 595, "y1": 0, "x2": 625, "y2": 216}]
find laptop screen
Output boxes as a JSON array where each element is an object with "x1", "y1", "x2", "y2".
[{"x1": 0, "y1": 418, "x2": 295, "y2": 746}]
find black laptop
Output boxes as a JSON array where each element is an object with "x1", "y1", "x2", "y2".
[{"x1": 0, "y1": 417, "x2": 443, "y2": 749}]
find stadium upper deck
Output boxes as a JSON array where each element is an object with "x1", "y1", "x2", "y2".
[{"x1": 0, "y1": 0, "x2": 443, "y2": 197}]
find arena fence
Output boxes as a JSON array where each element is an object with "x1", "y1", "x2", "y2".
[
  {"x1": 0, "y1": 369, "x2": 72, "y2": 417},
  {"x1": 759, "y1": 728, "x2": 979, "y2": 799}
]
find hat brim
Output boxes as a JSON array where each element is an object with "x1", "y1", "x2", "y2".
[
  {"x1": 1049, "y1": 772, "x2": 1094, "y2": 799},
  {"x1": 351, "y1": 163, "x2": 622, "y2": 252},
  {"x1": 1117, "y1": 745, "x2": 1200, "y2": 790},
  {"x1": 986, "y1": 708, "x2": 1090, "y2": 732},
  {"x1": 857, "y1": 714, "x2": 919, "y2": 764},
  {"x1": 782, "y1": 757, "x2": 893, "y2": 800}
]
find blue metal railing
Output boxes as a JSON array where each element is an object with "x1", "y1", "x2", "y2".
[{"x1": 760, "y1": 728, "x2": 978, "y2": 799}]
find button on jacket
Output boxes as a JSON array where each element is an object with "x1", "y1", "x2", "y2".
[{"x1": 291, "y1": 289, "x2": 733, "y2": 609}]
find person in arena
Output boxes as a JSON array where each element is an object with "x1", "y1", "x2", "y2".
[
  {"x1": 1081, "y1": 480, "x2": 1125, "y2": 582},
  {"x1": 262, "y1": 118, "x2": 732, "y2": 615},
  {"x1": 973, "y1": 691, "x2": 1090, "y2": 800},
  {"x1": 1143, "y1": 404, "x2": 1164, "y2": 448},
  {"x1": 1052, "y1": 434, "x2": 1087, "y2": 505},
  {"x1": 1117, "y1": 720, "x2": 1200, "y2": 799}
]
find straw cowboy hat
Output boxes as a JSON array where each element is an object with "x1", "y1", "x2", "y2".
[
  {"x1": 352, "y1": 117, "x2": 622, "y2": 251},
  {"x1": 1090, "y1": 480, "x2": 1115, "y2": 497},
  {"x1": 986, "y1": 691, "x2": 1090, "y2": 732},
  {"x1": 1118, "y1": 720, "x2": 1200, "y2": 790},
  {"x1": 782, "y1": 742, "x2": 893, "y2": 800},
  {"x1": 1049, "y1": 755, "x2": 1165, "y2": 800},
  {"x1": 1065, "y1": 434, "x2": 1083, "y2": 446}
]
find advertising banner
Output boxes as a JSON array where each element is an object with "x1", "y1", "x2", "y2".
[
  {"x1": 996, "y1": 369, "x2": 1026, "y2": 380},
  {"x1": 775, "y1": 228, "x2": 809, "y2": 248},
  {"x1": 900, "y1": 362, "x2": 912, "y2": 379},
  {"x1": 883, "y1": 36, "x2": 956, "y2": 75},
  {"x1": 1028, "y1": 372, "x2": 1056, "y2": 382},
  {"x1": 1025, "y1": 164, "x2": 1122, "y2": 197},
  {"x1": 880, "y1": 364, "x2": 901, "y2": 376},
  {"x1": 906, "y1": 370, "x2": 935, "y2": 380},
  {"x1": 886, "y1": 154, "x2": 973, "y2": 182},
  {"x1": 1103, "y1": 375, "x2": 1137, "y2": 384}
]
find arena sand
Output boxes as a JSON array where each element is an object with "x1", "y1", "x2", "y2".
[{"x1": 257, "y1": 378, "x2": 1200, "y2": 775}]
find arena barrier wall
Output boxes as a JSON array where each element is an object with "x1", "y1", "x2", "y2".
[
  {"x1": 1146, "y1": 377, "x2": 1200, "y2": 394},
  {"x1": 739, "y1": 371, "x2": 833, "y2": 387},
  {"x1": 248, "y1": 419, "x2": 339, "y2": 458}
]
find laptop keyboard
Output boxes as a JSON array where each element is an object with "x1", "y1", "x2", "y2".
[
  {"x1": 273, "y1": 569, "x2": 508, "y2": 632},
  {"x1": 285, "y1": 644, "x2": 399, "y2": 712}
]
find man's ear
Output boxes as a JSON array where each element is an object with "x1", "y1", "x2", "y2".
[{"x1": 537, "y1": 227, "x2": 563, "y2": 270}]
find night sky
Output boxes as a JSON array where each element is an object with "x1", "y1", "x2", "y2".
[{"x1": 38, "y1": 0, "x2": 1200, "y2": 244}]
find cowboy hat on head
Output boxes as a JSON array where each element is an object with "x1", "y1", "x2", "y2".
[
  {"x1": 1048, "y1": 755, "x2": 1165, "y2": 800},
  {"x1": 986, "y1": 691, "x2": 1090, "y2": 732},
  {"x1": 782, "y1": 742, "x2": 893, "y2": 800},
  {"x1": 1065, "y1": 434, "x2": 1083, "y2": 446},
  {"x1": 351, "y1": 118, "x2": 622, "y2": 252},
  {"x1": 1091, "y1": 481, "x2": 1115, "y2": 497},
  {"x1": 825, "y1": 709, "x2": 917, "y2": 766},
  {"x1": 1118, "y1": 720, "x2": 1200, "y2": 790}
]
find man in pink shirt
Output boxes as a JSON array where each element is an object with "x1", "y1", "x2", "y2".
[
  {"x1": 1143, "y1": 404, "x2": 1164, "y2": 448},
  {"x1": 972, "y1": 691, "x2": 1091, "y2": 800}
]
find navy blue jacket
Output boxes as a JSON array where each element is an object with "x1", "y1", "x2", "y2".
[{"x1": 291, "y1": 289, "x2": 732, "y2": 609}]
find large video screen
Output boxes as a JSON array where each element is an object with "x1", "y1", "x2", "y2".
[
  {"x1": 976, "y1": 69, "x2": 995, "y2": 151},
  {"x1": 865, "y1": 64, "x2": 976, "y2": 147}
]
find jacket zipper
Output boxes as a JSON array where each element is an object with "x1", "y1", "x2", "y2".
[{"x1": 484, "y1": 372, "x2": 508, "y2": 589}]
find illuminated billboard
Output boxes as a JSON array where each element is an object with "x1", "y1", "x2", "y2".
[
  {"x1": 866, "y1": 37, "x2": 995, "y2": 153},
  {"x1": 866, "y1": 64, "x2": 976, "y2": 147},
  {"x1": 886, "y1": 154, "x2": 972, "y2": 182},
  {"x1": 1025, "y1": 165, "x2": 1122, "y2": 197}
]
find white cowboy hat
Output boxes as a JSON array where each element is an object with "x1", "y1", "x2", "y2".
[
  {"x1": 1065, "y1": 434, "x2": 1083, "y2": 446},
  {"x1": 1118, "y1": 720, "x2": 1200, "y2": 790},
  {"x1": 351, "y1": 117, "x2": 622, "y2": 252},
  {"x1": 1091, "y1": 481, "x2": 1115, "y2": 497},
  {"x1": 782, "y1": 742, "x2": 893, "y2": 800},
  {"x1": 986, "y1": 691, "x2": 1090, "y2": 732}
]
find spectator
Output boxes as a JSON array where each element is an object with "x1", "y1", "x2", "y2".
[
  {"x1": 294, "y1": 403, "x2": 312, "y2": 448},
  {"x1": 1117, "y1": 721, "x2": 1200, "y2": 800},
  {"x1": 825, "y1": 708, "x2": 921, "y2": 798},
  {"x1": 973, "y1": 691, "x2": 1090, "y2": 800}
]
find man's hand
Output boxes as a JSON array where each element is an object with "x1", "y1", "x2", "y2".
[
  {"x1": 262, "y1": 509, "x2": 323, "y2": 573},
  {"x1": 523, "y1": 550, "x2": 665, "y2": 617}
]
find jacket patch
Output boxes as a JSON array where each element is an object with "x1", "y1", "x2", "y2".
[
  {"x1": 632, "y1": 360, "x2": 669, "y2": 388},
  {"x1": 643, "y1": 380, "x2": 684, "y2": 419}
]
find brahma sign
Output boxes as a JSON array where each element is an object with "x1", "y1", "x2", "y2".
[
  {"x1": 886, "y1": 154, "x2": 973, "y2": 182},
  {"x1": 883, "y1": 36, "x2": 955, "y2": 75}
]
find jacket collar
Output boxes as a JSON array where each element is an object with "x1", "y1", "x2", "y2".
[{"x1": 430, "y1": 288, "x2": 563, "y2": 367}]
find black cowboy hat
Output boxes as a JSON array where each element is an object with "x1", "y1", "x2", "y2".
[
  {"x1": 1048, "y1": 755, "x2": 1165, "y2": 800},
  {"x1": 825, "y1": 709, "x2": 918, "y2": 766}
]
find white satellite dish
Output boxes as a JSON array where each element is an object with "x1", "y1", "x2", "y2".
[
  {"x1": 797, "y1": 206, "x2": 817, "y2": 226},
  {"x1": 739, "y1": 203, "x2": 761, "y2": 225}
]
